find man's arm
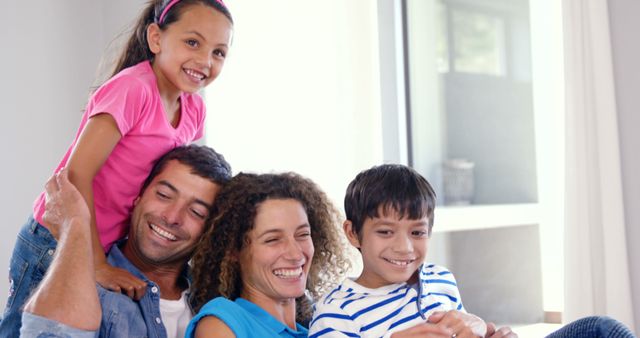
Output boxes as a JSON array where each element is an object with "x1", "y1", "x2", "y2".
[{"x1": 22, "y1": 168, "x2": 101, "y2": 331}]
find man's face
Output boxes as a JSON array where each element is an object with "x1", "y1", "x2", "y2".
[{"x1": 127, "y1": 160, "x2": 221, "y2": 268}]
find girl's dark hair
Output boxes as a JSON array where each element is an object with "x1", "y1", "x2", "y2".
[
  {"x1": 112, "y1": 0, "x2": 233, "y2": 77},
  {"x1": 190, "y1": 172, "x2": 350, "y2": 323},
  {"x1": 344, "y1": 164, "x2": 437, "y2": 236}
]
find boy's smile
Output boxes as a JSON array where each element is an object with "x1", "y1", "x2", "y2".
[{"x1": 345, "y1": 208, "x2": 430, "y2": 289}]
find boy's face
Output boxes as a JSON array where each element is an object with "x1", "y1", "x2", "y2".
[{"x1": 345, "y1": 208, "x2": 430, "y2": 289}]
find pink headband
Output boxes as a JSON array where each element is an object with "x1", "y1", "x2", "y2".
[{"x1": 159, "y1": 0, "x2": 227, "y2": 24}]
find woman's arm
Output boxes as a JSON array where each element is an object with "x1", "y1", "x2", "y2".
[{"x1": 194, "y1": 316, "x2": 236, "y2": 338}]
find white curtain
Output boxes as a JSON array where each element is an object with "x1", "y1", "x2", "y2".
[{"x1": 562, "y1": 0, "x2": 635, "y2": 331}]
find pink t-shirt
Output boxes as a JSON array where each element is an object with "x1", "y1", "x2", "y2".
[{"x1": 33, "y1": 61, "x2": 206, "y2": 252}]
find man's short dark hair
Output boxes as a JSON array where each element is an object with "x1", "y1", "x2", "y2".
[
  {"x1": 140, "y1": 145, "x2": 232, "y2": 195},
  {"x1": 344, "y1": 164, "x2": 436, "y2": 237}
]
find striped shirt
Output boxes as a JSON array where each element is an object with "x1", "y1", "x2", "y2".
[{"x1": 308, "y1": 264, "x2": 464, "y2": 338}]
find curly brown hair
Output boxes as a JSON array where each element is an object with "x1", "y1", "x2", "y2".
[{"x1": 190, "y1": 172, "x2": 350, "y2": 322}]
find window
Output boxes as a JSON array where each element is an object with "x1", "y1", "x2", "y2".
[
  {"x1": 448, "y1": 5, "x2": 507, "y2": 76},
  {"x1": 391, "y1": 0, "x2": 564, "y2": 328},
  {"x1": 204, "y1": 0, "x2": 564, "y2": 331}
]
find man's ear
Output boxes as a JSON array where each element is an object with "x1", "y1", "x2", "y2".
[
  {"x1": 343, "y1": 220, "x2": 361, "y2": 248},
  {"x1": 133, "y1": 196, "x2": 140, "y2": 207},
  {"x1": 147, "y1": 23, "x2": 162, "y2": 54}
]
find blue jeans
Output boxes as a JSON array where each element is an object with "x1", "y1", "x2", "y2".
[
  {"x1": 546, "y1": 316, "x2": 636, "y2": 338},
  {"x1": 0, "y1": 216, "x2": 57, "y2": 337},
  {"x1": 20, "y1": 312, "x2": 96, "y2": 338}
]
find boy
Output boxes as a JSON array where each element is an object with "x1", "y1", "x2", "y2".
[{"x1": 309, "y1": 164, "x2": 488, "y2": 338}]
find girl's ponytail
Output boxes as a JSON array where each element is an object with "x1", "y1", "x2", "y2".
[{"x1": 111, "y1": 0, "x2": 160, "y2": 77}]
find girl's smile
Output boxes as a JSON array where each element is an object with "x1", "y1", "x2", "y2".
[{"x1": 148, "y1": 3, "x2": 233, "y2": 100}]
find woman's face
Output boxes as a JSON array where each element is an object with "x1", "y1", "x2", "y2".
[{"x1": 238, "y1": 198, "x2": 315, "y2": 302}]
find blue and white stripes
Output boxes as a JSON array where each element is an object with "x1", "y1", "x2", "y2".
[{"x1": 308, "y1": 264, "x2": 464, "y2": 338}]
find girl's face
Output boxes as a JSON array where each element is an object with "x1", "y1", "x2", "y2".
[
  {"x1": 238, "y1": 199, "x2": 315, "y2": 303},
  {"x1": 148, "y1": 3, "x2": 233, "y2": 96}
]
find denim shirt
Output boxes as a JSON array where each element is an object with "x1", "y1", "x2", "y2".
[{"x1": 97, "y1": 243, "x2": 192, "y2": 338}]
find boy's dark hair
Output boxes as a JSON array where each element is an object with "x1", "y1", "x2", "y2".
[
  {"x1": 344, "y1": 164, "x2": 436, "y2": 236},
  {"x1": 140, "y1": 144, "x2": 232, "y2": 195}
]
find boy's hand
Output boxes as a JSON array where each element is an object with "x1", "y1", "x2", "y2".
[
  {"x1": 43, "y1": 168, "x2": 91, "y2": 240},
  {"x1": 96, "y1": 263, "x2": 147, "y2": 300},
  {"x1": 485, "y1": 323, "x2": 518, "y2": 338},
  {"x1": 428, "y1": 310, "x2": 487, "y2": 337},
  {"x1": 390, "y1": 322, "x2": 453, "y2": 338}
]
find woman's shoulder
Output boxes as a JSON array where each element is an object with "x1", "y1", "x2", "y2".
[
  {"x1": 199, "y1": 297, "x2": 239, "y2": 314},
  {"x1": 190, "y1": 298, "x2": 252, "y2": 338},
  {"x1": 191, "y1": 315, "x2": 236, "y2": 338},
  {"x1": 187, "y1": 298, "x2": 237, "y2": 338}
]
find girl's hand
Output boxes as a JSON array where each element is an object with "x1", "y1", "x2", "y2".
[
  {"x1": 428, "y1": 310, "x2": 488, "y2": 338},
  {"x1": 390, "y1": 322, "x2": 453, "y2": 338},
  {"x1": 43, "y1": 168, "x2": 91, "y2": 240},
  {"x1": 95, "y1": 263, "x2": 147, "y2": 300}
]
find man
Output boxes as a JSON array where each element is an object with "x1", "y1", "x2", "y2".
[{"x1": 20, "y1": 145, "x2": 231, "y2": 338}]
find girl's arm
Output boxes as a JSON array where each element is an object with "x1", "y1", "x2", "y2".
[{"x1": 64, "y1": 113, "x2": 147, "y2": 300}]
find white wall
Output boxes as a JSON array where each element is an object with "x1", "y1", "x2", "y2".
[
  {"x1": 0, "y1": 0, "x2": 145, "y2": 309},
  {"x1": 0, "y1": 0, "x2": 379, "y2": 308},
  {"x1": 608, "y1": 0, "x2": 640, "y2": 332},
  {"x1": 203, "y1": 0, "x2": 384, "y2": 206}
]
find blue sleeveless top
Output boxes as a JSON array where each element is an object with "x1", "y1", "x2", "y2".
[{"x1": 186, "y1": 297, "x2": 308, "y2": 338}]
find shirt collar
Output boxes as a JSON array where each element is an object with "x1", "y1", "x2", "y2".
[
  {"x1": 342, "y1": 277, "x2": 409, "y2": 295},
  {"x1": 235, "y1": 298, "x2": 308, "y2": 336}
]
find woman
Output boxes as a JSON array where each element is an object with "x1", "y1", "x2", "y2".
[{"x1": 186, "y1": 172, "x2": 351, "y2": 338}]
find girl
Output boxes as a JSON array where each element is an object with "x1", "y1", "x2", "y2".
[{"x1": 0, "y1": 0, "x2": 233, "y2": 335}]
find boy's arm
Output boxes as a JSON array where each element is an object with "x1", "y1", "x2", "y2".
[
  {"x1": 422, "y1": 265, "x2": 486, "y2": 336},
  {"x1": 428, "y1": 310, "x2": 487, "y2": 337},
  {"x1": 389, "y1": 322, "x2": 453, "y2": 338},
  {"x1": 485, "y1": 322, "x2": 518, "y2": 338}
]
